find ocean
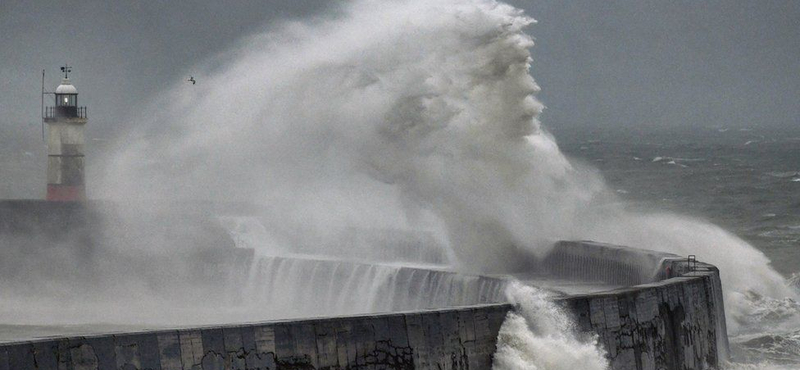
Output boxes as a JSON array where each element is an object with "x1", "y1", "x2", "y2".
[
  {"x1": 1, "y1": 0, "x2": 797, "y2": 367},
  {"x1": 556, "y1": 125, "x2": 800, "y2": 369}
]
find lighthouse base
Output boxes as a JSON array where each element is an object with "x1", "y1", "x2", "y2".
[{"x1": 46, "y1": 185, "x2": 85, "y2": 202}]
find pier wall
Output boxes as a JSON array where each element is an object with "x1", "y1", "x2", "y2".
[
  {"x1": 564, "y1": 270, "x2": 727, "y2": 369},
  {"x1": 542, "y1": 240, "x2": 674, "y2": 286},
  {"x1": 0, "y1": 304, "x2": 511, "y2": 370},
  {"x1": 0, "y1": 252, "x2": 727, "y2": 370},
  {"x1": 0, "y1": 202, "x2": 728, "y2": 370}
]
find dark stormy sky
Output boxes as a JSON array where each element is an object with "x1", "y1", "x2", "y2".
[{"x1": 1, "y1": 0, "x2": 799, "y2": 197}]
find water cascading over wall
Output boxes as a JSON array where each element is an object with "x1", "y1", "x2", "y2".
[
  {"x1": 0, "y1": 233, "x2": 729, "y2": 370},
  {"x1": 0, "y1": 200, "x2": 510, "y2": 332},
  {"x1": 236, "y1": 256, "x2": 508, "y2": 320}
]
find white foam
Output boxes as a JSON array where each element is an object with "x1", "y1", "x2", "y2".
[
  {"x1": 493, "y1": 282, "x2": 608, "y2": 370},
  {"x1": 95, "y1": 0, "x2": 797, "y2": 345},
  {"x1": 768, "y1": 171, "x2": 799, "y2": 179}
]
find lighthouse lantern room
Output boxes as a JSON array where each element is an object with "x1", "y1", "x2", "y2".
[{"x1": 44, "y1": 65, "x2": 88, "y2": 201}]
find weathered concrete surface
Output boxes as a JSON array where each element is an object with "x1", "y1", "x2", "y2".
[
  {"x1": 0, "y1": 256, "x2": 727, "y2": 370},
  {"x1": 564, "y1": 273, "x2": 727, "y2": 369},
  {"x1": 0, "y1": 206, "x2": 727, "y2": 370},
  {"x1": 543, "y1": 241, "x2": 730, "y2": 368},
  {"x1": 541, "y1": 240, "x2": 675, "y2": 286},
  {"x1": 0, "y1": 304, "x2": 511, "y2": 370}
]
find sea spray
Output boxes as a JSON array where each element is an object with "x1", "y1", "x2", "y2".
[
  {"x1": 579, "y1": 211, "x2": 800, "y2": 334},
  {"x1": 493, "y1": 281, "x2": 608, "y2": 370},
  {"x1": 99, "y1": 0, "x2": 606, "y2": 273},
  {"x1": 97, "y1": 0, "x2": 797, "y2": 338},
  {"x1": 789, "y1": 273, "x2": 800, "y2": 293}
]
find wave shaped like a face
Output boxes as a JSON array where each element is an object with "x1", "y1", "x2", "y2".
[{"x1": 93, "y1": 0, "x2": 795, "y2": 337}]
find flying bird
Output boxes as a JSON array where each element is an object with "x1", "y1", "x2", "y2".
[{"x1": 188, "y1": 76, "x2": 196, "y2": 85}]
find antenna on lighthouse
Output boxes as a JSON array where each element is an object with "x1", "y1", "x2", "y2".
[
  {"x1": 60, "y1": 64, "x2": 72, "y2": 79},
  {"x1": 41, "y1": 69, "x2": 45, "y2": 141}
]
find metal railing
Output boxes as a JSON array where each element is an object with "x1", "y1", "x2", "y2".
[{"x1": 44, "y1": 106, "x2": 87, "y2": 119}]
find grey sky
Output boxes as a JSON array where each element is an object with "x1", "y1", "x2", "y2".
[
  {"x1": 1, "y1": 0, "x2": 799, "y2": 198},
  {"x1": 518, "y1": 0, "x2": 800, "y2": 137},
  {"x1": 1, "y1": 0, "x2": 337, "y2": 145}
]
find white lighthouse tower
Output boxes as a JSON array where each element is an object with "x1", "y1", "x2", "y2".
[{"x1": 43, "y1": 65, "x2": 88, "y2": 201}]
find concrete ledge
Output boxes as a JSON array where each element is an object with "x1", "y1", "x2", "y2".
[
  {"x1": 0, "y1": 255, "x2": 727, "y2": 370},
  {"x1": 542, "y1": 240, "x2": 679, "y2": 286},
  {"x1": 0, "y1": 304, "x2": 512, "y2": 370},
  {"x1": 0, "y1": 204, "x2": 728, "y2": 370},
  {"x1": 563, "y1": 273, "x2": 727, "y2": 369}
]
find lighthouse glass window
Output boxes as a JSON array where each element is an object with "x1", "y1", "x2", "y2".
[{"x1": 57, "y1": 94, "x2": 77, "y2": 107}]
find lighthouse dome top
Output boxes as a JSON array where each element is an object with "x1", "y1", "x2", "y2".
[{"x1": 55, "y1": 79, "x2": 77, "y2": 94}]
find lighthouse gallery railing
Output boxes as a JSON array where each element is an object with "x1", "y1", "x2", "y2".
[{"x1": 45, "y1": 106, "x2": 87, "y2": 119}]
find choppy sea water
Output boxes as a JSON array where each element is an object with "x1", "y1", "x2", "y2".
[{"x1": 557, "y1": 126, "x2": 800, "y2": 369}]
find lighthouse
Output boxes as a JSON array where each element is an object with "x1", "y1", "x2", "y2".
[{"x1": 43, "y1": 65, "x2": 88, "y2": 201}]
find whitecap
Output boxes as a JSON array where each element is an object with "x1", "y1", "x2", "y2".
[
  {"x1": 767, "y1": 172, "x2": 799, "y2": 179},
  {"x1": 493, "y1": 282, "x2": 608, "y2": 370},
  {"x1": 789, "y1": 273, "x2": 800, "y2": 293}
]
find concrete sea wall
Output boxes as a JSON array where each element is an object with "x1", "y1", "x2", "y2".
[
  {"x1": 542, "y1": 240, "x2": 675, "y2": 286},
  {"x1": 548, "y1": 241, "x2": 730, "y2": 367},
  {"x1": 0, "y1": 202, "x2": 727, "y2": 370},
  {"x1": 0, "y1": 304, "x2": 511, "y2": 370},
  {"x1": 241, "y1": 256, "x2": 508, "y2": 318},
  {"x1": 564, "y1": 268, "x2": 728, "y2": 369},
  {"x1": 0, "y1": 246, "x2": 727, "y2": 370}
]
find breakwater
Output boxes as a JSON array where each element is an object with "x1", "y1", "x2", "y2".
[{"x1": 0, "y1": 234, "x2": 727, "y2": 370}]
